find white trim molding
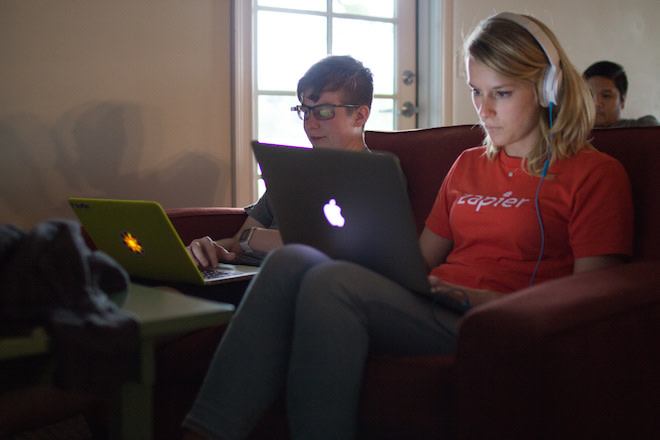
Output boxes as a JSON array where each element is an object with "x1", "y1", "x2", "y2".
[
  {"x1": 232, "y1": 0, "x2": 256, "y2": 207},
  {"x1": 417, "y1": 0, "x2": 451, "y2": 127}
]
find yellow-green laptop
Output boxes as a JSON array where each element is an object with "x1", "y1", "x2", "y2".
[{"x1": 69, "y1": 198, "x2": 259, "y2": 286}]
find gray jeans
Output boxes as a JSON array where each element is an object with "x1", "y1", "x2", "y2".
[{"x1": 183, "y1": 244, "x2": 461, "y2": 440}]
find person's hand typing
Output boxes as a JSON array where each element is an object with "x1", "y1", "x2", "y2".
[{"x1": 186, "y1": 236, "x2": 236, "y2": 268}]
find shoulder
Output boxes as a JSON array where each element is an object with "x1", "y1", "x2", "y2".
[
  {"x1": 448, "y1": 146, "x2": 490, "y2": 172},
  {"x1": 254, "y1": 191, "x2": 271, "y2": 204},
  {"x1": 462, "y1": 145, "x2": 488, "y2": 155},
  {"x1": 611, "y1": 115, "x2": 659, "y2": 127},
  {"x1": 637, "y1": 115, "x2": 660, "y2": 126},
  {"x1": 565, "y1": 146, "x2": 625, "y2": 171},
  {"x1": 244, "y1": 192, "x2": 270, "y2": 211},
  {"x1": 455, "y1": 145, "x2": 488, "y2": 161},
  {"x1": 557, "y1": 147, "x2": 629, "y2": 187}
]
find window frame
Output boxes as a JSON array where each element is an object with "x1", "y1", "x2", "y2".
[{"x1": 232, "y1": 0, "x2": 445, "y2": 207}]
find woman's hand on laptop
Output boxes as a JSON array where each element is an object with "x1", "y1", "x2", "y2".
[
  {"x1": 186, "y1": 236, "x2": 236, "y2": 268},
  {"x1": 428, "y1": 276, "x2": 503, "y2": 308}
]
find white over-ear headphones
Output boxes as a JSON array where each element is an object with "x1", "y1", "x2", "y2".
[{"x1": 494, "y1": 12, "x2": 562, "y2": 107}]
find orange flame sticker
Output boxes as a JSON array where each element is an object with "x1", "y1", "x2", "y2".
[{"x1": 121, "y1": 231, "x2": 144, "y2": 255}]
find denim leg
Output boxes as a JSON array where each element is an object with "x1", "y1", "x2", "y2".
[
  {"x1": 287, "y1": 261, "x2": 459, "y2": 440},
  {"x1": 184, "y1": 244, "x2": 331, "y2": 440}
]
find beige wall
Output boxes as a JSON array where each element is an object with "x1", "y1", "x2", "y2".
[
  {"x1": 449, "y1": 0, "x2": 660, "y2": 125},
  {"x1": 1, "y1": 0, "x2": 232, "y2": 228}
]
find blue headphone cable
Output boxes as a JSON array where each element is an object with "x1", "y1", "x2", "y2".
[{"x1": 530, "y1": 102, "x2": 553, "y2": 286}]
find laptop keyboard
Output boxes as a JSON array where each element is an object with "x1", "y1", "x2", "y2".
[{"x1": 200, "y1": 267, "x2": 237, "y2": 280}]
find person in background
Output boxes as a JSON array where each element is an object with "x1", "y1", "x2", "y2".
[
  {"x1": 583, "y1": 60, "x2": 659, "y2": 128},
  {"x1": 181, "y1": 12, "x2": 633, "y2": 440},
  {"x1": 185, "y1": 55, "x2": 373, "y2": 268}
]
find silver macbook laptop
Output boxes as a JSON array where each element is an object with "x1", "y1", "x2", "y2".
[
  {"x1": 69, "y1": 198, "x2": 259, "y2": 286},
  {"x1": 251, "y1": 141, "x2": 432, "y2": 294}
]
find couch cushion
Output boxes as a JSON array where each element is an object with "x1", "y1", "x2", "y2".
[
  {"x1": 590, "y1": 126, "x2": 660, "y2": 260},
  {"x1": 366, "y1": 125, "x2": 485, "y2": 233},
  {"x1": 166, "y1": 207, "x2": 247, "y2": 244},
  {"x1": 457, "y1": 260, "x2": 660, "y2": 439}
]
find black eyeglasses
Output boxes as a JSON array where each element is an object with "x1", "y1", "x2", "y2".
[{"x1": 291, "y1": 103, "x2": 361, "y2": 121}]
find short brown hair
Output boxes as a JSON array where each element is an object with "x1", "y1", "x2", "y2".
[{"x1": 297, "y1": 55, "x2": 373, "y2": 109}]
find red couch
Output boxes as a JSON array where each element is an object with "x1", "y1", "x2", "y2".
[{"x1": 157, "y1": 125, "x2": 660, "y2": 439}]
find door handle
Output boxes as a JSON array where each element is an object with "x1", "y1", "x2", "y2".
[{"x1": 398, "y1": 101, "x2": 418, "y2": 118}]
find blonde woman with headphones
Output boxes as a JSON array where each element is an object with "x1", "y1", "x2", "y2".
[
  {"x1": 182, "y1": 13, "x2": 633, "y2": 440},
  {"x1": 422, "y1": 12, "x2": 633, "y2": 305}
]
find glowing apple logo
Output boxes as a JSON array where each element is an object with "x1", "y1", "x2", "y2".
[{"x1": 323, "y1": 198, "x2": 345, "y2": 227}]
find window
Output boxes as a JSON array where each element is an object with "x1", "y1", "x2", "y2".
[{"x1": 234, "y1": 0, "x2": 417, "y2": 205}]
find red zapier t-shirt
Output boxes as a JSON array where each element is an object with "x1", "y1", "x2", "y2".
[{"x1": 425, "y1": 146, "x2": 633, "y2": 293}]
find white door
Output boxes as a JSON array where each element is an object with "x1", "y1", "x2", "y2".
[{"x1": 234, "y1": 0, "x2": 418, "y2": 205}]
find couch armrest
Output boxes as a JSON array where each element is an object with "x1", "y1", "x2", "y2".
[
  {"x1": 456, "y1": 261, "x2": 660, "y2": 439},
  {"x1": 165, "y1": 207, "x2": 247, "y2": 245}
]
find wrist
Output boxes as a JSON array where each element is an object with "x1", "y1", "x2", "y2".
[{"x1": 239, "y1": 227, "x2": 256, "y2": 253}]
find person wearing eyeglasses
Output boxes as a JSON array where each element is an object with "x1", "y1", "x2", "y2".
[{"x1": 186, "y1": 55, "x2": 373, "y2": 268}]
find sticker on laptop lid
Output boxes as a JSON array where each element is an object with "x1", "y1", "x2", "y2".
[{"x1": 120, "y1": 231, "x2": 145, "y2": 255}]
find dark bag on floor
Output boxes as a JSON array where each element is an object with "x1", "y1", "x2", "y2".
[{"x1": 0, "y1": 219, "x2": 139, "y2": 393}]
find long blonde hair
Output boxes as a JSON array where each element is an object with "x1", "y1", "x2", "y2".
[{"x1": 464, "y1": 13, "x2": 595, "y2": 176}]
